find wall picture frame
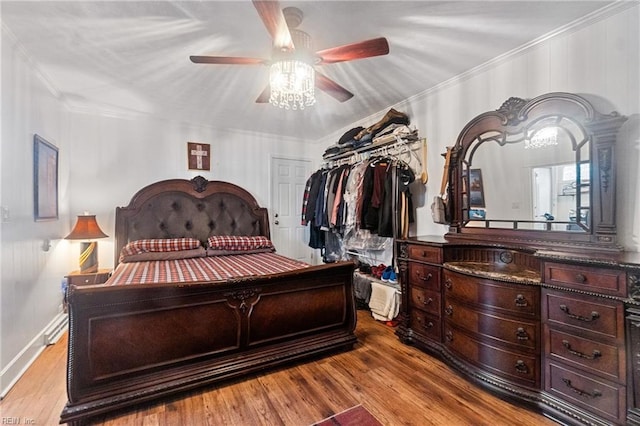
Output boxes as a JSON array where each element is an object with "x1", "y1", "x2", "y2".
[
  {"x1": 187, "y1": 142, "x2": 211, "y2": 171},
  {"x1": 469, "y1": 168, "x2": 485, "y2": 208},
  {"x1": 34, "y1": 134, "x2": 59, "y2": 221}
]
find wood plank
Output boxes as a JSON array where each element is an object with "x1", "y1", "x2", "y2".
[{"x1": 0, "y1": 310, "x2": 558, "y2": 425}]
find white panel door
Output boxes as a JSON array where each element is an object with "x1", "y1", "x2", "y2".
[{"x1": 270, "y1": 157, "x2": 314, "y2": 262}]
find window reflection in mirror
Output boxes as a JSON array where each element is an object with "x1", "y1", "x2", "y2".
[{"x1": 462, "y1": 118, "x2": 590, "y2": 232}]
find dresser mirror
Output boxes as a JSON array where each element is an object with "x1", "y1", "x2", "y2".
[{"x1": 446, "y1": 92, "x2": 627, "y2": 250}]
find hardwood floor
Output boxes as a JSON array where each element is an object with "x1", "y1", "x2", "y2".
[{"x1": 0, "y1": 310, "x2": 558, "y2": 425}]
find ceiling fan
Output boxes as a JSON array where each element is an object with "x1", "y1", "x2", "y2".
[{"x1": 190, "y1": 0, "x2": 390, "y2": 108}]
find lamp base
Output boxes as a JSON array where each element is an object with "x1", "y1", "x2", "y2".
[{"x1": 79, "y1": 241, "x2": 99, "y2": 273}]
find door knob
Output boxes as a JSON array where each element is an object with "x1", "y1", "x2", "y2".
[{"x1": 274, "y1": 220, "x2": 279, "y2": 225}]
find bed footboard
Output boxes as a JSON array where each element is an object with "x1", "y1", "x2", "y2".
[{"x1": 60, "y1": 261, "x2": 356, "y2": 425}]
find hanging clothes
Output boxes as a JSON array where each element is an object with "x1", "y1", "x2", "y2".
[
  {"x1": 301, "y1": 169, "x2": 323, "y2": 226},
  {"x1": 301, "y1": 152, "x2": 417, "y2": 258},
  {"x1": 378, "y1": 162, "x2": 395, "y2": 237},
  {"x1": 397, "y1": 162, "x2": 416, "y2": 239}
]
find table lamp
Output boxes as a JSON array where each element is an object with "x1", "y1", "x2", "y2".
[{"x1": 65, "y1": 213, "x2": 108, "y2": 273}]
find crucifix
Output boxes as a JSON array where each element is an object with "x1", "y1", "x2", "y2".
[{"x1": 187, "y1": 142, "x2": 211, "y2": 171}]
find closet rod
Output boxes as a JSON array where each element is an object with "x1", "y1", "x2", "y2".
[{"x1": 322, "y1": 136, "x2": 421, "y2": 169}]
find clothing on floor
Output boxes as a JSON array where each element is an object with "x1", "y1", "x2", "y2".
[{"x1": 369, "y1": 281, "x2": 400, "y2": 321}]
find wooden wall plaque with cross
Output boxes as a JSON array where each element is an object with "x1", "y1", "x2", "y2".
[{"x1": 187, "y1": 142, "x2": 211, "y2": 171}]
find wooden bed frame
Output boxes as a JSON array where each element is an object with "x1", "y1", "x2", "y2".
[{"x1": 60, "y1": 176, "x2": 357, "y2": 425}]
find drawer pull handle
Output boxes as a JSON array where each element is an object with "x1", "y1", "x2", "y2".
[
  {"x1": 559, "y1": 305, "x2": 600, "y2": 322},
  {"x1": 515, "y1": 360, "x2": 528, "y2": 374},
  {"x1": 444, "y1": 305, "x2": 453, "y2": 316},
  {"x1": 417, "y1": 272, "x2": 433, "y2": 281},
  {"x1": 561, "y1": 378, "x2": 602, "y2": 399},
  {"x1": 514, "y1": 294, "x2": 528, "y2": 307},
  {"x1": 423, "y1": 297, "x2": 433, "y2": 305},
  {"x1": 445, "y1": 331, "x2": 453, "y2": 342},
  {"x1": 422, "y1": 250, "x2": 428, "y2": 258},
  {"x1": 426, "y1": 321, "x2": 434, "y2": 329},
  {"x1": 575, "y1": 273, "x2": 587, "y2": 283},
  {"x1": 516, "y1": 327, "x2": 529, "y2": 341},
  {"x1": 445, "y1": 279, "x2": 452, "y2": 290},
  {"x1": 561, "y1": 340, "x2": 602, "y2": 360}
]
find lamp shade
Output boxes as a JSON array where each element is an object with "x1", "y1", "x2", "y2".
[{"x1": 65, "y1": 215, "x2": 108, "y2": 240}]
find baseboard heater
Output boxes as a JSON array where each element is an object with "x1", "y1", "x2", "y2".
[{"x1": 44, "y1": 313, "x2": 68, "y2": 345}]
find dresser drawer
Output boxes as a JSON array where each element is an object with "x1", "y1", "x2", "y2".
[
  {"x1": 443, "y1": 270, "x2": 539, "y2": 318},
  {"x1": 545, "y1": 262, "x2": 626, "y2": 297},
  {"x1": 444, "y1": 324, "x2": 539, "y2": 387},
  {"x1": 444, "y1": 298, "x2": 538, "y2": 350},
  {"x1": 543, "y1": 290, "x2": 623, "y2": 340},
  {"x1": 546, "y1": 327, "x2": 624, "y2": 382},
  {"x1": 410, "y1": 309, "x2": 441, "y2": 341},
  {"x1": 408, "y1": 263, "x2": 440, "y2": 291},
  {"x1": 546, "y1": 361, "x2": 626, "y2": 424},
  {"x1": 410, "y1": 287, "x2": 440, "y2": 316},
  {"x1": 407, "y1": 244, "x2": 442, "y2": 264}
]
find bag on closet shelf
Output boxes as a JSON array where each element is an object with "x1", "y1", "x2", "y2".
[{"x1": 431, "y1": 147, "x2": 452, "y2": 225}]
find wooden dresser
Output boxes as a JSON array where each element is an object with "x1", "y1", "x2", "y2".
[
  {"x1": 402, "y1": 92, "x2": 639, "y2": 424},
  {"x1": 396, "y1": 236, "x2": 640, "y2": 426}
]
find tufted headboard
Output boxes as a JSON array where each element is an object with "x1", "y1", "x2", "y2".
[{"x1": 114, "y1": 176, "x2": 270, "y2": 266}]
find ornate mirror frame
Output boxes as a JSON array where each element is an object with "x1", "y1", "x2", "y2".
[{"x1": 445, "y1": 92, "x2": 627, "y2": 251}]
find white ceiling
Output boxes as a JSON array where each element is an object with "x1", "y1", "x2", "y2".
[{"x1": 1, "y1": 1, "x2": 614, "y2": 141}]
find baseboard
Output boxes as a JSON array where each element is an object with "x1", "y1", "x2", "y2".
[{"x1": 0, "y1": 312, "x2": 68, "y2": 399}]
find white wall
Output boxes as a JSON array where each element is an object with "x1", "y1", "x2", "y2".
[
  {"x1": 66, "y1": 112, "x2": 312, "y2": 269},
  {"x1": 317, "y1": 3, "x2": 640, "y2": 251},
  {"x1": 1, "y1": 26, "x2": 74, "y2": 396}
]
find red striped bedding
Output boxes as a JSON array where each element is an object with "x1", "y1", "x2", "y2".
[{"x1": 105, "y1": 252, "x2": 310, "y2": 286}]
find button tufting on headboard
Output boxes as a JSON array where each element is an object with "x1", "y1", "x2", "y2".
[{"x1": 115, "y1": 179, "x2": 270, "y2": 266}]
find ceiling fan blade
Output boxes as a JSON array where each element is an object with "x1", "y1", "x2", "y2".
[
  {"x1": 256, "y1": 85, "x2": 270, "y2": 103},
  {"x1": 252, "y1": 0, "x2": 294, "y2": 50},
  {"x1": 316, "y1": 37, "x2": 389, "y2": 65},
  {"x1": 315, "y1": 72, "x2": 353, "y2": 102},
  {"x1": 190, "y1": 56, "x2": 266, "y2": 65}
]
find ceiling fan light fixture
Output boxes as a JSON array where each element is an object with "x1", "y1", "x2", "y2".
[
  {"x1": 269, "y1": 59, "x2": 316, "y2": 110},
  {"x1": 190, "y1": 3, "x2": 387, "y2": 106}
]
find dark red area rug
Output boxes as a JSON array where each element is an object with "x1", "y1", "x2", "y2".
[{"x1": 312, "y1": 404, "x2": 383, "y2": 426}]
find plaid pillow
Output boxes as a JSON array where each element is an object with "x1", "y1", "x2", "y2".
[
  {"x1": 207, "y1": 235, "x2": 274, "y2": 251},
  {"x1": 121, "y1": 238, "x2": 202, "y2": 256},
  {"x1": 120, "y1": 247, "x2": 206, "y2": 263}
]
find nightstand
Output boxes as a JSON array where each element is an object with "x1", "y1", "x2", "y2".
[{"x1": 66, "y1": 269, "x2": 111, "y2": 286}]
